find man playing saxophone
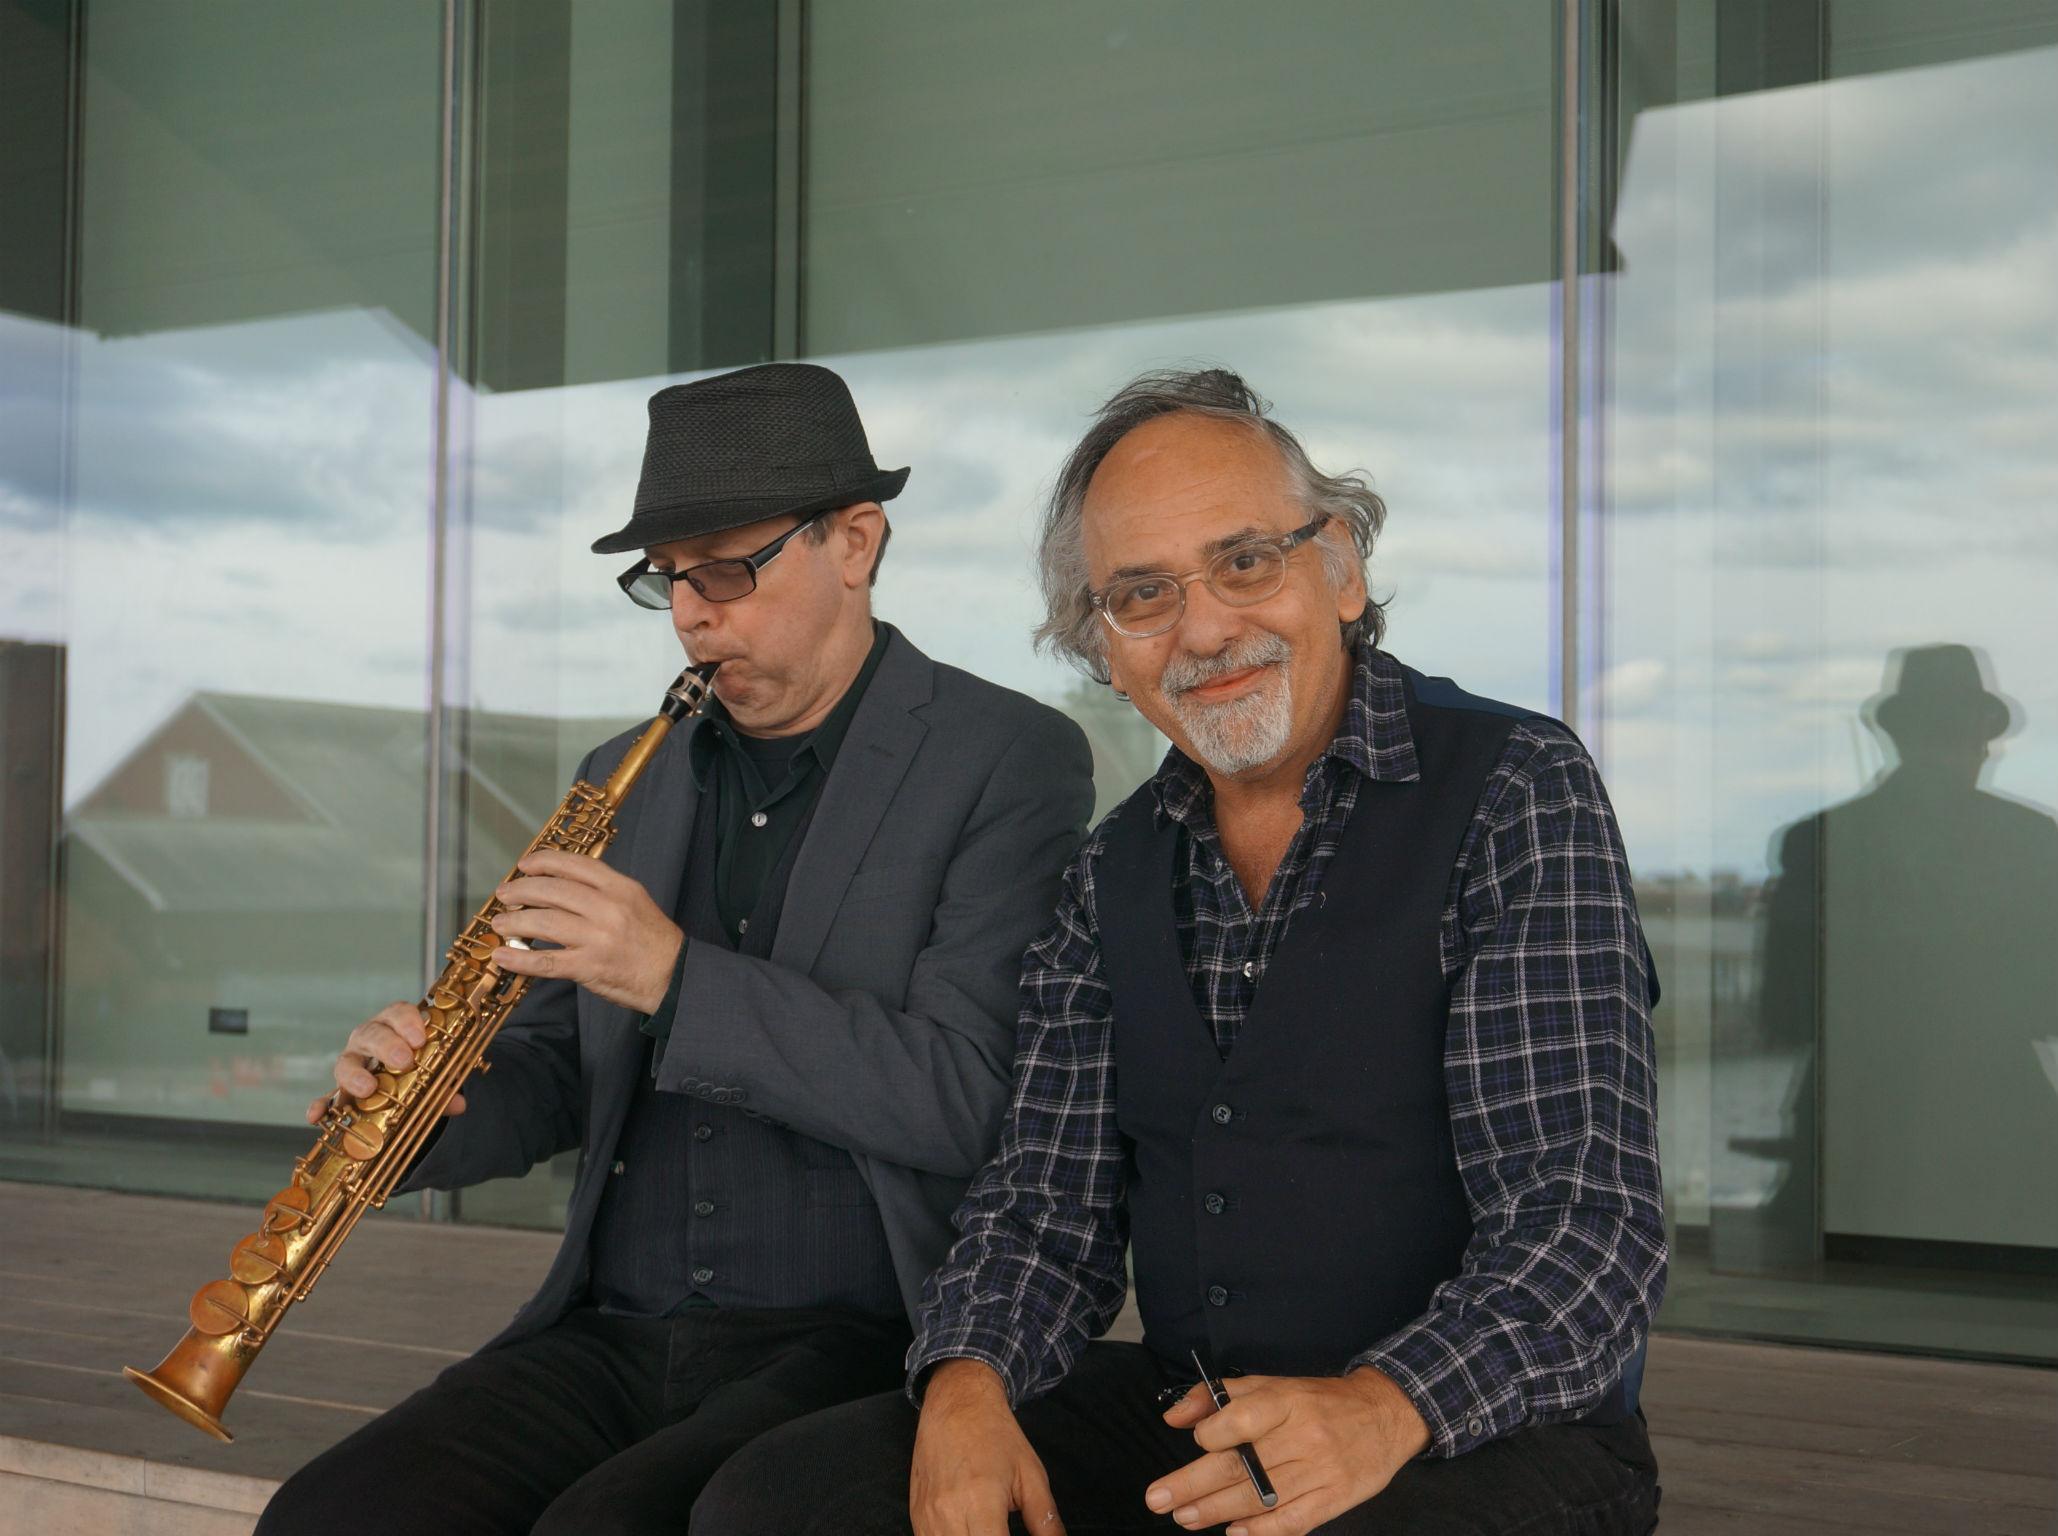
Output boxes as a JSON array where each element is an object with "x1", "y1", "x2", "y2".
[{"x1": 255, "y1": 363, "x2": 1095, "y2": 1536}]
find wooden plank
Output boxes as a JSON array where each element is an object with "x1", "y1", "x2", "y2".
[
  {"x1": 1654, "y1": 1435, "x2": 2056, "y2": 1534},
  {"x1": 1649, "y1": 1506, "x2": 1868, "y2": 1536},
  {"x1": 0, "y1": 1358, "x2": 360, "y2": 1483},
  {"x1": 1651, "y1": 1402, "x2": 2055, "y2": 1480}
]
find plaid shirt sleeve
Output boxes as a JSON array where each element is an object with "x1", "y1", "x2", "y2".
[
  {"x1": 905, "y1": 828, "x2": 1132, "y2": 1407},
  {"x1": 1350, "y1": 720, "x2": 1668, "y2": 1458}
]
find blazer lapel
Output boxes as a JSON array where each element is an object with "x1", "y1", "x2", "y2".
[{"x1": 772, "y1": 629, "x2": 932, "y2": 976}]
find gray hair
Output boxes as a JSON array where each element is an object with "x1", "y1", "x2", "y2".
[{"x1": 1033, "y1": 367, "x2": 1387, "y2": 682}]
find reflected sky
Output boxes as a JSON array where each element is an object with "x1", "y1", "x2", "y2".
[
  {"x1": 1, "y1": 47, "x2": 2052, "y2": 889},
  {"x1": 3, "y1": 284, "x2": 1557, "y2": 813},
  {"x1": 1606, "y1": 44, "x2": 2058, "y2": 877}
]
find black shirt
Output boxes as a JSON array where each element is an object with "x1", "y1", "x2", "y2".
[{"x1": 639, "y1": 623, "x2": 890, "y2": 1041}]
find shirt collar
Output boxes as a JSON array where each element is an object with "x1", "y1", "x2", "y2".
[
  {"x1": 1148, "y1": 642, "x2": 1421, "y2": 827},
  {"x1": 688, "y1": 621, "x2": 889, "y2": 791}
]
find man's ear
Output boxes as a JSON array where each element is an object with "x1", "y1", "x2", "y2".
[
  {"x1": 1332, "y1": 543, "x2": 1369, "y2": 623},
  {"x1": 837, "y1": 502, "x2": 886, "y2": 589}
]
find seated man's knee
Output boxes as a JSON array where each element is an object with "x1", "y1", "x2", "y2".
[
  {"x1": 252, "y1": 1456, "x2": 348, "y2": 1536},
  {"x1": 691, "y1": 1432, "x2": 802, "y2": 1535},
  {"x1": 692, "y1": 1415, "x2": 902, "y2": 1536}
]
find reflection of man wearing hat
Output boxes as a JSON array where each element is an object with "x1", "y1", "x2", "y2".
[
  {"x1": 259, "y1": 364, "x2": 1096, "y2": 1535},
  {"x1": 1754, "y1": 643, "x2": 2058, "y2": 1271}
]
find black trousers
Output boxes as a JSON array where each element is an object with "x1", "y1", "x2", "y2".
[
  {"x1": 255, "y1": 1304, "x2": 910, "y2": 1536},
  {"x1": 690, "y1": 1342, "x2": 1660, "y2": 1536}
]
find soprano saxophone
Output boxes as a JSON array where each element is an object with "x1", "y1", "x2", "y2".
[{"x1": 124, "y1": 662, "x2": 719, "y2": 1442}]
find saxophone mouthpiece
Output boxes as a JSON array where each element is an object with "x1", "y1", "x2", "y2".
[{"x1": 660, "y1": 661, "x2": 721, "y2": 722}]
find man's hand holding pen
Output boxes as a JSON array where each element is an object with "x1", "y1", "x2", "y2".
[{"x1": 1147, "y1": 1367, "x2": 1431, "y2": 1536}]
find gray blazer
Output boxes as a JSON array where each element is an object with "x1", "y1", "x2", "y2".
[{"x1": 400, "y1": 625, "x2": 1095, "y2": 1344}]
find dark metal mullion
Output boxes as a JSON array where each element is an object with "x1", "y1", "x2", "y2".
[
  {"x1": 772, "y1": 0, "x2": 806, "y2": 358},
  {"x1": 46, "y1": 0, "x2": 87, "y2": 1140},
  {"x1": 1554, "y1": 0, "x2": 1582, "y2": 731},
  {"x1": 422, "y1": 0, "x2": 479, "y2": 1221}
]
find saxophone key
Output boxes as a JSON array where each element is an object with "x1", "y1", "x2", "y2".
[
  {"x1": 189, "y1": 1279, "x2": 251, "y2": 1336},
  {"x1": 338, "y1": 1117, "x2": 386, "y2": 1161},
  {"x1": 347, "y1": 1069, "x2": 400, "y2": 1112},
  {"x1": 229, "y1": 1232, "x2": 288, "y2": 1285},
  {"x1": 261, "y1": 1185, "x2": 312, "y2": 1233}
]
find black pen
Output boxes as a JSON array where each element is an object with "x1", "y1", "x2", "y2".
[{"x1": 1191, "y1": 1349, "x2": 1278, "y2": 1510}]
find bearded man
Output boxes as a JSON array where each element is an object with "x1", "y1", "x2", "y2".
[{"x1": 695, "y1": 366, "x2": 1665, "y2": 1536}]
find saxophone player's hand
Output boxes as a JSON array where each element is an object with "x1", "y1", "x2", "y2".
[
  {"x1": 486, "y1": 849, "x2": 685, "y2": 1017},
  {"x1": 304, "y1": 1003, "x2": 468, "y2": 1124}
]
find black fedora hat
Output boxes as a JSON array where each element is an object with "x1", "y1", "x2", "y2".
[
  {"x1": 590, "y1": 362, "x2": 909, "y2": 555},
  {"x1": 1866, "y1": 643, "x2": 2013, "y2": 746}
]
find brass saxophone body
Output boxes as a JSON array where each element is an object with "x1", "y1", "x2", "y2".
[{"x1": 125, "y1": 663, "x2": 718, "y2": 1442}]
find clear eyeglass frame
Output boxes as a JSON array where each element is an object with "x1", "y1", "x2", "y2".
[{"x1": 1089, "y1": 512, "x2": 1331, "y2": 639}]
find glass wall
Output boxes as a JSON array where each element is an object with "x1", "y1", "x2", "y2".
[
  {"x1": 449, "y1": 0, "x2": 1565, "y2": 1226},
  {"x1": 1607, "y1": 1, "x2": 2058, "y2": 1359},
  {"x1": 0, "y1": 0, "x2": 443, "y2": 1200},
  {"x1": 0, "y1": 0, "x2": 2052, "y2": 1361}
]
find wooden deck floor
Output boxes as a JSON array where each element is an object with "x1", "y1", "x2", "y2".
[{"x1": 0, "y1": 1182, "x2": 2051, "y2": 1533}]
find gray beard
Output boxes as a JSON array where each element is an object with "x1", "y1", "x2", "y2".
[{"x1": 1162, "y1": 632, "x2": 1296, "y2": 777}]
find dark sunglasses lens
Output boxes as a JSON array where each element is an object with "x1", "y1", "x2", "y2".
[
  {"x1": 688, "y1": 560, "x2": 756, "y2": 602},
  {"x1": 621, "y1": 570, "x2": 673, "y2": 610}
]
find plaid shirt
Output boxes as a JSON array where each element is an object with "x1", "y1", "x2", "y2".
[{"x1": 908, "y1": 645, "x2": 1667, "y2": 1459}]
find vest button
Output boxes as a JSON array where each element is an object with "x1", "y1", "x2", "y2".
[
  {"x1": 693, "y1": 1200, "x2": 715, "y2": 1217},
  {"x1": 1206, "y1": 1285, "x2": 1230, "y2": 1307},
  {"x1": 1210, "y1": 1103, "x2": 1233, "y2": 1126},
  {"x1": 692, "y1": 1266, "x2": 715, "y2": 1285},
  {"x1": 693, "y1": 1124, "x2": 714, "y2": 1141},
  {"x1": 610, "y1": 1160, "x2": 625, "y2": 1175},
  {"x1": 750, "y1": 811, "x2": 769, "y2": 829},
  {"x1": 1203, "y1": 1192, "x2": 1226, "y2": 1215}
]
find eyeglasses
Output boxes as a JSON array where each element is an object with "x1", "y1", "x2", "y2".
[
  {"x1": 1089, "y1": 513, "x2": 1330, "y2": 639},
  {"x1": 616, "y1": 509, "x2": 830, "y2": 611}
]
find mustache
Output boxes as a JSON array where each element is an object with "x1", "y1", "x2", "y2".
[{"x1": 1161, "y1": 632, "x2": 1294, "y2": 697}]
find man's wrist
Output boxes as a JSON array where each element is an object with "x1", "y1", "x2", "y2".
[
  {"x1": 635, "y1": 925, "x2": 688, "y2": 1019},
  {"x1": 918, "y1": 1357, "x2": 1009, "y2": 1410},
  {"x1": 1345, "y1": 1364, "x2": 1433, "y2": 1460}
]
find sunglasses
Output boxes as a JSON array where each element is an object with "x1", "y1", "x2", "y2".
[{"x1": 616, "y1": 509, "x2": 831, "y2": 610}]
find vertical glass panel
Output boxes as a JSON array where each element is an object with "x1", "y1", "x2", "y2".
[
  {"x1": 0, "y1": 0, "x2": 442, "y2": 1200},
  {"x1": 446, "y1": 0, "x2": 792, "y2": 1228},
  {"x1": 809, "y1": 1, "x2": 1561, "y2": 739},
  {"x1": 453, "y1": 0, "x2": 1564, "y2": 1226},
  {"x1": 1609, "y1": 0, "x2": 2058, "y2": 1358}
]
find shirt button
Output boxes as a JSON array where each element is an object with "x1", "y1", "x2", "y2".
[
  {"x1": 1206, "y1": 1285, "x2": 1230, "y2": 1307},
  {"x1": 692, "y1": 1266, "x2": 715, "y2": 1285},
  {"x1": 610, "y1": 1160, "x2": 625, "y2": 1175},
  {"x1": 1242, "y1": 959, "x2": 1258, "y2": 980},
  {"x1": 1203, "y1": 1192, "x2": 1226, "y2": 1215},
  {"x1": 737, "y1": 917, "x2": 750, "y2": 934},
  {"x1": 1467, "y1": 1417, "x2": 1485, "y2": 1438},
  {"x1": 693, "y1": 1200, "x2": 715, "y2": 1217},
  {"x1": 1211, "y1": 1103, "x2": 1234, "y2": 1126},
  {"x1": 693, "y1": 1124, "x2": 713, "y2": 1142},
  {"x1": 750, "y1": 811, "x2": 768, "y2": 828}
]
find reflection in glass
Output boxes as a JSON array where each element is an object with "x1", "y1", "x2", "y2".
[
  {"x1": 0, "y1": 2, "x2": 445, "y2": 1202},
  {"x1": 1609, "y1": 22, "x2": 2058, "y2": 1357}
]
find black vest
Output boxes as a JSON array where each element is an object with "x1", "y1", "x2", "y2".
[
  {"x1": 1097, "y1": 667, "x2": 1643, "y2": 1420},
  {"x1": 586, "y1": 794, "x2": 903, "y2": 1319}
]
